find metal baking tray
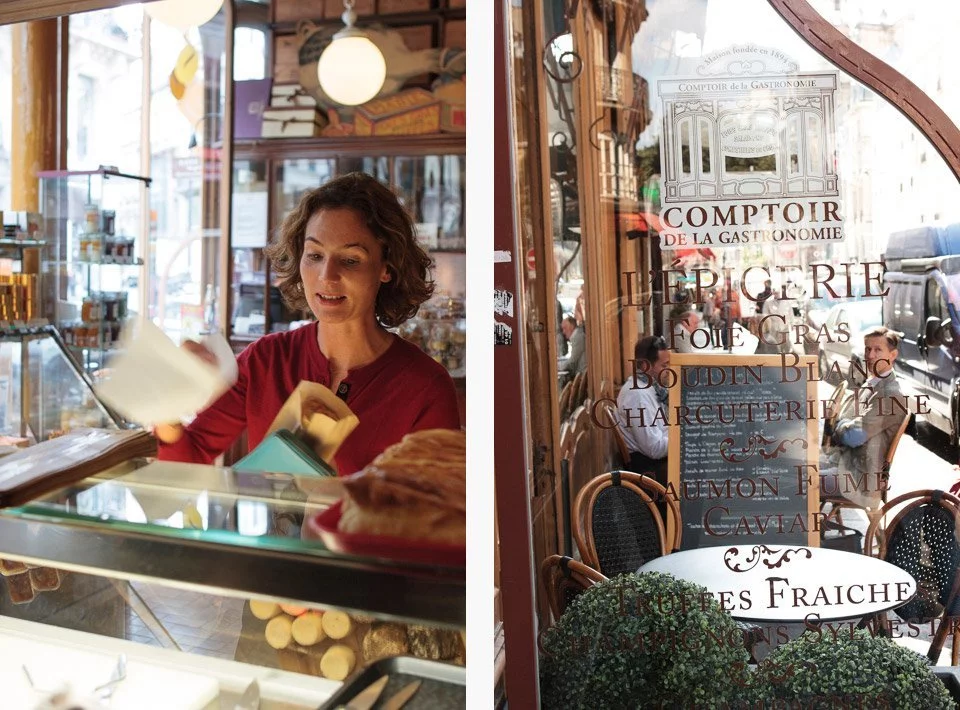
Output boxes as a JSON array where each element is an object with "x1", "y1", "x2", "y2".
[{"x1": 318, "y1": 656, "x2": 466, "y2": 709}]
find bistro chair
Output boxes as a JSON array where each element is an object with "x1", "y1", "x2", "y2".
[
  {"x1": 594, "y1": 397, "x2": 630, "y2": 467},
  {"x1": 558, "y1": 404, "x2": 593, "y2": 557},
  {"x1": 821, "y1": 380, "x2": 847, "y2": 448},
  {"x1": 821, "y1": 411, "x2": 912, "y2": 530},
  {"x1": 540, "y1": 554, "x2": 607, "y2": 623},
  {"x1": 864, "y1": 489, "x2": 960, "y2": 664},
  {"x1": 558, "y1": 381, "x2": 574, "y2": 420},
  {"x1": 569, "y1": 372, "x2": 584, "y2": 410},
  {"x1": 574, "y1": 371, "x2": 589, "y2": 409},
  {"x1": 573, "y1": 471, "x2": 681, "y2": 577}
]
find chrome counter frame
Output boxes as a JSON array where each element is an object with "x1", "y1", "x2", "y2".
[{"x1": 0, "y1": 511, "x2": 465, "y2": 628}]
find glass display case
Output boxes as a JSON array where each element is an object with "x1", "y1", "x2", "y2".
[
  {"x1": 0, "y1": 457, "x2": 465, "y2": 707},
  {"x1": 38, "y1": 168, "x2": 149, "y2": 375},
  {"x1": 0, "y1": 325, "x2": 124, "y2": 444}
]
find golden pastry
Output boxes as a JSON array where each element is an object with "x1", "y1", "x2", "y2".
[{"x1": 338, "y1": 429, "x2": 466, "y2": 544}]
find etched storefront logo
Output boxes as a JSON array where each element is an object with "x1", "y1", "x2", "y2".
[{"x1": 657, "y1": 47, "x2": 844, "y2": 250}]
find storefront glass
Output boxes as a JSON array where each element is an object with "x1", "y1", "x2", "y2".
[{"x1": 505, "y1": 0, "x2": 960, "y2": 705}]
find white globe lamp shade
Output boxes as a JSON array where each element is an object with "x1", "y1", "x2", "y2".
[
  {"x1": 144, "y1": 0, "x2": 224, "y2": 31},
  {"x1": 318, "y1": 33, "x2": 387, "y2": 106}
]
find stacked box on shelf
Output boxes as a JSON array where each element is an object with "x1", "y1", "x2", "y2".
[
  {"x1": 354, "y1": 88, "x2": 441, "y2": 137},
  {"x1": 262, "y1": 82, "x2": 327, "y2": 138}
]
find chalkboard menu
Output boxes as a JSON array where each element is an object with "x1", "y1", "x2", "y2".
[{"x1": 667, "y1": 353, "x2": 819, "y2": 550}]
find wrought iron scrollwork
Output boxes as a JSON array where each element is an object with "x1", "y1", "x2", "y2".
[{"x1": 542, "y1": 30, "x2": 583, "y2": 84}]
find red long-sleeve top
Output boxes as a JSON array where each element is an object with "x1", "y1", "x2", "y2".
[{"x1": 157, "y1": 323, "x2": 461, "y2": 475}]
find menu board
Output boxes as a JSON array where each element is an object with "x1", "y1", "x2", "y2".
[{"x1": 667, "y1": 353, "x2": 820, "y2": 550}]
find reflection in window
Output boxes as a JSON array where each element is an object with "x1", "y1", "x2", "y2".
[
  {"x1": 927, "y1": 280, "x2": 947, "y2": 322},
  {"x1": 806, "y1": 113, "x2": 824, "y2": 176},
  {"x1": 788, "y1": 114, "x2": 800, "y2": 176},
  {"x1": 233, "y1": 27, "x2": 266, "y2": 80},
  {"x1": 699, "y1": 117, "x2": 712, "y2": 174},
  {"x1": 680, "y1": 118, "x2": 691, "y2": 175},
  {"x1": 724, "y1": 155, "x2": 776, "y2": 173},
  {"x1": 238, "y1": 500, "x2": 270, "y2": 536}
]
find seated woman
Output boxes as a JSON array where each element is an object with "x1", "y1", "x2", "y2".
[{"x1": 156, "y1": 172, "x2": 461, "y2": 475}]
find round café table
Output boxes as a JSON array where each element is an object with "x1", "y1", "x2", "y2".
[{"x1": 638, "y1": 544, "x2": 917, "y2": 624}]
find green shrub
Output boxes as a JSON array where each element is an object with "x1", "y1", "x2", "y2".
[
  {"x1": 538, "y1": 572, "x2": 754, "y2": 709},
  {"x1": 755, "y1": 629, "x2": 955, "y2": 709}
]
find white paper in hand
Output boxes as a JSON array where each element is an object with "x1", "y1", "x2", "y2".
[{"x1": 94, "y1": 321, "x2": 238, "y2": 426}]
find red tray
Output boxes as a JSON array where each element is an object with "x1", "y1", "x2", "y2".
[{"x1": 306, "y1": 501, "x2": 465, "y2": 567}]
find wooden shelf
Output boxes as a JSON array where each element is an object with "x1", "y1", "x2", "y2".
[{"x1": 230, "y1": 133, "x2": 465, "y2": 160}]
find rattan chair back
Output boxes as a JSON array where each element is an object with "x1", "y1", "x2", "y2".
[
  {"x1": 573, "y1": 471, "x2": 680, "y2": 576},
  {"x1": 864, "y1": 489, "x2": 960, "y2": 663},
  {"x1": 540, "y1": 554, "x2": 607, "y2": 622}
]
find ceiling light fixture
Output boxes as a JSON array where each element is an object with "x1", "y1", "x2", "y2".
[
  {"x1": 144, "y1": 0, "x2": 224, "y2": 32},
  {"x1": 317, "y1": 0, "x2": 386, "y2": 107}
]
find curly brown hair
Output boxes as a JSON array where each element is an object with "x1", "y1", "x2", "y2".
[{"x1": 264, "y1": 172, "x2": 434, "y2": 328}]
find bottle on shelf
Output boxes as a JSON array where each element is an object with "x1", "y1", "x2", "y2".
[{"x1": 203, "y1": 284, "x2": 218, "y2": 334}]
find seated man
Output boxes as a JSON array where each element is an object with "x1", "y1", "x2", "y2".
[
  {"x1": 561, "y1": 315, "x2": 587, "y2": 375},
  {"x1": 616, "y1": 335, "x2": 670, "y2": 486},
  {"x1": 820, "y1": 326, "x2": 906, "y2": 508}
]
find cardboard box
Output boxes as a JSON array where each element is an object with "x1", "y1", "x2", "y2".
[
  {"x1": 354, "y1": 88, "x2": 441, "y2": 137},
  {"x1": 441, "y1": 102, "x2": 466, "y2": 133},
  {"x1": 270, "y1": 82, "x2": 317, "y2": 108},
  {"x1": 435, "y1": 79, "x2": 466, "y2": 133},
  {"x1": 261, "y1": 107, "x2": 328, "y2": 138},
  {"x1": 234, "y1": 79, "x2": 272, "y2": 139}
]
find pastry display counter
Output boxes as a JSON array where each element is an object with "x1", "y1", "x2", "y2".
[{"x1": 0, "y1": 458, "x2": 465, "y2": 707}]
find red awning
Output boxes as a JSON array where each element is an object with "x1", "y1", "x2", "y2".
[
  {"x1": 620, "y1": 211, "x2": 664, "y2": 234},
  {"x1": 674, "y1": 247, "x2": 717, "y2": 261}
]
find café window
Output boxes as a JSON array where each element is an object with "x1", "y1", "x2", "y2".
[{"x1": 504, "y1": 0, "x2": 960, "y2": 704}]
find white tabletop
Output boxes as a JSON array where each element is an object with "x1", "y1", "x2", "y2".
[{"x1": 638, "y1": 544, "x2": 917, "y2": 623}]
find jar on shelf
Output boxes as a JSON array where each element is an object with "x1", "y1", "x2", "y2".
[
  {"x1": 84, "y1": 203, "x2": 100, "y2": 233},
  {"x1": 100, "y1": 210, "x2": 116, "y2": 236},
  {"x1": 427, "y1": 322, "x2": 451, "y2": 365},
  {"x1": 448, "y1": 296, "x2": 466, "y2": 319},
  {"x1": 86, "y1": 232, "x2": 102, "y2": 261},
  {"x1": 81, "y1": 297, "x2": 101, "y2": 323},
  {"x1": 102, "y1": 294, "x2": 118, "y2": 322},
  {"x1": 450, "y1": 321, "x2": 466, "y2": 347}
]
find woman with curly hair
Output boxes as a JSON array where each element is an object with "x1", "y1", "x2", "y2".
[{"x1": 156, "y1": 172, "x2": 460, "y2": 475}]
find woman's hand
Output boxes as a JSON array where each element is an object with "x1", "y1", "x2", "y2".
[
  {"x1": 152, "y1": 340, "x2": 219, "y2": 444},
  {"x1": 181, "y1": 339, "x2": 218, "y2": 367}
]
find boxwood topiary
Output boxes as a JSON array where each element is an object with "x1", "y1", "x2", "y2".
[
  {"x1": 755, "y1": 628, "x2": 955, "y2": 709},
  {"x1": 538, "y1": 571, "x2": 755, "y2": 709}
]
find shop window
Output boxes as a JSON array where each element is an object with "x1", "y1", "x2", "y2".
[
  {"x1": 233, "y1": 27, "x2": 266, "y2": 81},
  {"x1": 146, "y1": 11, "x2": 227, "y2": 342},
  {"x1": 68, "y1": 10, "x2": 142, "y2": 173}
]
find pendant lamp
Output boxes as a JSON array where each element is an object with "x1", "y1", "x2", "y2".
[
  {"x1": 317, "y1": 0, "x2": 387, "y2": 106},
  {"x1": 144, "y1": 0, "x2": 224, "y2": 31}
]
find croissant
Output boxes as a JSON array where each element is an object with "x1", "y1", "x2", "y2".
[{"x1": 338, "y1": 429, "x2": 466, "y2": 544}]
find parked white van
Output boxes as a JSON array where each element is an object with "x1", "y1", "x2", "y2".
[{"x1": 882, "y1": 225, "x2": 960, "y2": 442}]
